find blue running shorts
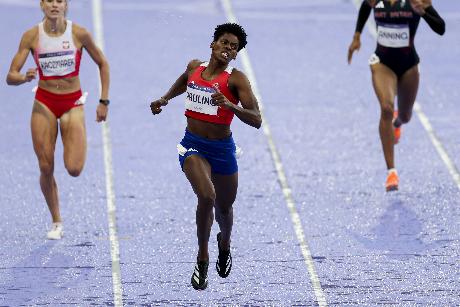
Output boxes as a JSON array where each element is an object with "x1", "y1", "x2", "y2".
[{"x1": 178, "y1": 129, "x2": 238, "y2": 175}]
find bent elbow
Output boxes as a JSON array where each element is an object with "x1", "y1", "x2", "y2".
[
  {"x1": 254, "y1": 117, "x2": 262, "y2": 129},
  {"x1": 98, "y1": 58, "x2": 110, "y2": 71},
  {"x1": 6, "y1": 74, "x2": 14, "y2": 86},
  {"x1": 436, "y1": 21, "x2": 446, "y2": 36},
  {"x1": 439, "y1": 24, "x2": 446, "y2": 36}
]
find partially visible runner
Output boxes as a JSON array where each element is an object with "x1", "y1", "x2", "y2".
[
  {"x1": 150, "y1": 23, "x2": 262, "y2": 290},
  {"x1": 6, "y1": 0, "x2": 110, "y2": 239},
  {"x1": 347, "y1": 0, "x2": 445, "y2": 191}
]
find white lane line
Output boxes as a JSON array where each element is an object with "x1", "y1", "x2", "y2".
[
  {"x1": 414, "y1": 104, "x2": 460, "y2": 189},
  {"x1": 351, "y1": 0, "x2": 460, "y2": 191},
  {"x1": 92, "y1": 1, "x2": 123, "y2": 306},
  {"x1": 220, "y1": 1, "x2": 328, "y2": 306}
]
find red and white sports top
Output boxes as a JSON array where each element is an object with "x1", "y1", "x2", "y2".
[
  {"x1": 185, "y1": 62, "x2": 238, "y2": 125},
  {"x1": 33, "y1": 21, "x2": 82, "y2": 80}
]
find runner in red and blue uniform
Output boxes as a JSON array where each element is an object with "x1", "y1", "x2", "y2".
[
  {"x1": 150, "y1": 23, "x2": 262, "y2": 290},
  {"x1": 347, "y1": 0, "x2": 445, "y2": 191}
]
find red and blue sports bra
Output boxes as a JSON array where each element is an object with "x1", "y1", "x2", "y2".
[{"x1": 185, "y1": 62, "x2": 238, "y2": 125}]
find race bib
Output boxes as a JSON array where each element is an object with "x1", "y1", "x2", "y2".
[
  {"x1": 185, "y1": 83, "x2": 218, "y2": 115},
  {"x1": 38, "y1": 50, "x2": 76, "y2": 77},
  {"x1": 377, "y1": 23, "x2": 410, "y2": 48}
]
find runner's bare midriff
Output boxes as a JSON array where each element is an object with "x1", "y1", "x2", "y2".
[
  {"x1": 187, "y1": 117, "x2": 231, "y2": 140},
  {"x1": 38, "y1": 76, "x2": 81, "y2": 94}
]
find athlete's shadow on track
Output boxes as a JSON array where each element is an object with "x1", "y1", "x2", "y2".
[
  {"x1": 354, "y1": 195, "x2": 442, "y2": 257},
  {"x1": 0, "y1": 241, "x2": 94, "y2": 305}
]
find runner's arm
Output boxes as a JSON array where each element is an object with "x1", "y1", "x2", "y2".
[
  {"x1": 355, "y1": 1, "x2": 372, "y2": 34},
  {"x1": 162, "y1": 60, "x2": 202, "y2": 101},
  {"x1": 422, "y1": 6, "x2": 445, "y2": 35},
  {"x1": 76, "y1": 25, "x2": 110, "y2": 100},
  {"x1": 217, "y1": 69, "x2": 262, "y2": 129},
  {"x1": 150, "y1": 60, "x2": 202, "y2": 115},
  {"x1": 6, "y1": 30, "x2": 36, "y2": 86},
  {"x1": 348, "y1": 1, "x2": 372, "y2": 64}
]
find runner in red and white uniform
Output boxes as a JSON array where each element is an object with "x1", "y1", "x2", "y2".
[
  {"x1": 150, "y1": 23, "x2": 262, "y2": 290},
  {"x1": 6, "y1": 0, "x2": 110, "y2": 239}
]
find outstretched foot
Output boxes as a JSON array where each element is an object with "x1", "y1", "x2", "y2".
[
  {"x1": 216, "y1": 232, "x2": 232, "y2": 278},
  {"x1": 191, "y1": 259, "x2": 209, "y2": 290},
  {"x1": 385, "y1": 169, "x2": 399, "y2": 192},
  {"x1": 47, "y1": 222, "x2": 63, "y2": 240}
]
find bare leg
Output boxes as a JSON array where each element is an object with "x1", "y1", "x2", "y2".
[
  {"x1": 31, "y1": 102, "x2": 59, "y2": 222},
  {"x1": 396, "y1": 65, "x2": 420, "y2": 125},
  {"x1": 60, "y1": 106, "x2": 87, "y2": 177},
  {"x1": 183, "y1": 155, "x2": 215, "y2": 261},
  {"x1": 212, "y1": 172, "x2": 238, "y2": 250},
  {"x1": 370, "y1": 63, "x2": 398, "y2": 170}
]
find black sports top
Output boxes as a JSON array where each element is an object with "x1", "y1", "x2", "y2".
[{"x1": 354, "y1": 1, "x2": 445, "y2": 50}]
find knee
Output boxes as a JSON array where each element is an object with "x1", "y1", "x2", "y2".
[
  {"x1": 216, "y1": 206, "x2": 233, "y2": 218},
  {"x1": 398, "y1": 112, "x2": 412, "y2": 124},
  {"x1": 38, "y1": 160, "x2": 54, "y2": 177},
  {"x1": 380, "y1": 103, "x2": 394, "y2": 121},
  {"x1": 196, "y1": 190, "x2": 216, "y2": 209},
  {"x1": 66, "y1": 165, "x2": 83, "y2": 177}
]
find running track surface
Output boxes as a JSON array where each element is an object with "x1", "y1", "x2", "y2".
[{"x1": 0, "y1": 0, "x2": 459, "y2": 306}]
